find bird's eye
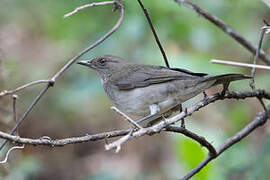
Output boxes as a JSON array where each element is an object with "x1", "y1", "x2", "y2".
[{"x1": 99, "y1": 58, "x2": 107, "y2": 64}]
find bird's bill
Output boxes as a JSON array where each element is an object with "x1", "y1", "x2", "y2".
[{"x1": 77, "y1": 60, "x2": 90, "y2": 66}]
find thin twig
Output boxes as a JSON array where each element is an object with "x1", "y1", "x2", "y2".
[
  {"x1": 0, "y1": 80, "x2": 51, "y2": 97},
  {"x1": 12, "y1": 95, "x2": 18, "y2": 135},
  {"x1": 111, "y1": 106, "x2": 143, "y2": 129},
  {"x1": 0, "y1": 1, "x2": 124, "y2": 151},
  {"x1": 248, "y1": 22, "x2": 270, "y2": 111},
  {"x1": 166, "y1": 126, "x2": 217, "y2": 156},
  {"x1": 174, "y1": 0, "x2": 270, "y2": 65},
  {"x1": 63, "y1": 1, "x2": 116, "y2": 18},
  {"x1": 180, "y1": 155, "x2": 212, "y2": 180},
  {"x1": 12, "y1": 95, "x2": 17, "y2": 123},
  {"x1": 137, "y1": 0, "x2": 170, "y2": 68},
  {"x1": 250, "y1": 25, "x2": 268, "y2": 89},
  {"x1": 105, "y1": 129, "x2": 133, "y2": 153},
  {"x1": 0, "y1": 84, "x2": 51, "y2": 150},
  {"x1": 211, "y1": 59, "x2": 270, "y2": 70},
  {"x1": 0, "y1": 144, "x2": 25, "y2": 164}
]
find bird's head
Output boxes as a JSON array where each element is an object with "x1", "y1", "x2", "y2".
[{"x1": 77, "y1": 55, "x2": 129, "y2": 79}]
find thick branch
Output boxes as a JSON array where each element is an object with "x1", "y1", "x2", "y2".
[{"x1": 174, "y1": 0, "x2": 270, "y2": 65}]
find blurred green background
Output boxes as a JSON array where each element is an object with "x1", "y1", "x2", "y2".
[{"x1": 0, "y1": 0, "x2": 270, "y2": 179}]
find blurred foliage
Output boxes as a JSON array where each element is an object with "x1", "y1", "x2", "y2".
[
  {"x1": 0, "y1": 0, "x2": 269, "y2": 179},
  {"x1": 174, "y1": 137, "x2": 211, "y2": 180}
]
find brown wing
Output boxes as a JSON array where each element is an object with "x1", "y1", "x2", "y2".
[{"x1": 113, "y1": 65, "x2": 207, "y2": 90}]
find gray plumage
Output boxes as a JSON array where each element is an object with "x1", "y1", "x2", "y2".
[{"x1": 78, "y1": 55, "x2": 251, "y2": 118}]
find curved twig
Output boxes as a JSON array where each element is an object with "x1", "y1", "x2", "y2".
[
  {"x1": 165, "y1": 126, "x2": 217, "y2": 156},
  {"x1": 0, "y1": 144, "x2": 25, "y2": 164},
  {"x1": 51, "y1": 1, "x2": 124, "y2": 81},
  {"x1": 0, "y1": 1, "x2": 125, "y2": 151}
]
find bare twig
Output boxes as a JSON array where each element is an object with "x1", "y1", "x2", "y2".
[
  {"x1": 0, "y1": 80, "x2": 51, "y2": 97},
  {"x1": 0, "y1": 1, "x2": 124, "y2": 151},
  {"x1": 105, "y1": 129, "x2": 133, "y2": 153},
  {"x1": 250, "y1": 25, "x2": 269, "y2": 89},
  {"x1": 247, "y1": 22, "x2": 270, "y2": 112},
  {"x1": 0, "y1": 129, "x2": 130, "y2": 146},
  {"x1": 12, "y1": 95, "x2": 18, "y2": 123},
  {"x1": 12, "y1": 95, "x2": 18, "y2": 136},
  {"x1": 0, "y1": 144, "x2": 25, "y2": 164},
  {"x1": 111, "y1": 106, "x2": 143, "y2": 129},
  {"x1": 137, "y1": 0, "x2": 170, "y2": 68},
  {"x1": 173, "y1": 0, "x2": 270, "y2": 65},
  {"x1": 165, "y1": 126, "x2": 217, "y2": 156},
  {"x1": 211, "y1": 59, "x2": 270, "y2": 70},
  {"x1": 63, "y1": 1, "x2": 116, "y2": 18},
  {"x1": 0, "y1": 84, "x2": 51, "y2": 150}
]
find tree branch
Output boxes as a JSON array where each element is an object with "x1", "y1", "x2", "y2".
[
  {"x1": 173, "y1": 0, "x2": 270, "y2": 65},
  {"x1": 0, "y1": 90, "x2": 268, "y2": 147},
  {"x1": 180, "y1": 107, "x2": 270, "y2": 180},
  {"x1": 0, "y1": 0, "x2": 124, "y2": 151}
]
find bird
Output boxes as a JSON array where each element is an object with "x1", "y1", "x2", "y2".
[{"x1": 77, "y1": 55, "x2": 251, "y2": 124}]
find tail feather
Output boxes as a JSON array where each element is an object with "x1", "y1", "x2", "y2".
[{"x1": 204, "y1": 74, "x2": 251, "y2": 85}]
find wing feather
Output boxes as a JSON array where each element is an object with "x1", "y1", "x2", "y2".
[{"x1": 112, "y1": 65, "x2": 206, "y2": 90}]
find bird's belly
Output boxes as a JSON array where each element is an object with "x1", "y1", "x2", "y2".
[{"x1": 110, "y1": 84, "x2": 178, "y2": 117}]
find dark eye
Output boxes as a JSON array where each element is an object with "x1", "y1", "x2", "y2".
[{"x1": 99, "y1": 58, "x2": 107, "y2": 64}]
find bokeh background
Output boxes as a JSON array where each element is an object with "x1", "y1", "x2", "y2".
[{"x1": 0, "y1": 0, "x2": 270, "y2": 179}]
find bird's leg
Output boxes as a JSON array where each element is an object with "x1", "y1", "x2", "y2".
[
  {"x1": 202, "y1": 91, "x2": 209, "y2": 100},
  {"x1": 178, "y1": 103, "x2": 186, "y2": 128},
  {"x1": 181, "y1": 108, "x2": 188, "y2": 128},
  {"x1": 220, "y1": 82, "x2": 230, "y2": 97},
  {"x1": 136, "y1": 104, "x2": 160, "y2": 124},
  {"x1": 146, "y1": 103, "x2": 183, "y2": 127}
]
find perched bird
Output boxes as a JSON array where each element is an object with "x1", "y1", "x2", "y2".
[{"x1": 77, "y1": 55, "x2": 250, "y2": 123}]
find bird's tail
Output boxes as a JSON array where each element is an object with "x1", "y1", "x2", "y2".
[{"x1": 204, "y1": 74, "x2": 251, "y2": 85}]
